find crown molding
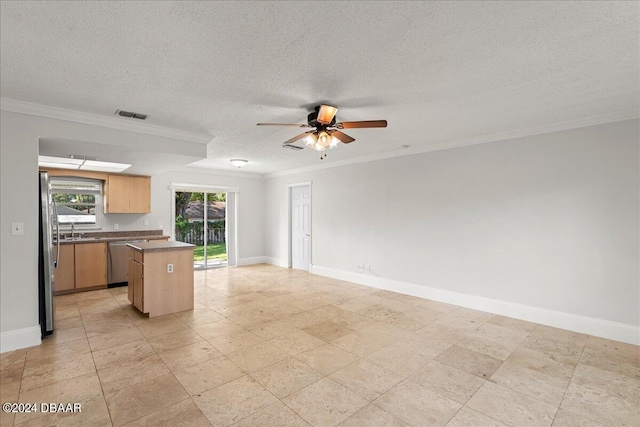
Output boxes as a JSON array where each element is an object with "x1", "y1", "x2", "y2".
[
  {"x1": 265, "y1": 110, "x2": 639, "y2": 179},
  {"x1": 0, "y1": 98, "x2": 214, "y2": 144}
]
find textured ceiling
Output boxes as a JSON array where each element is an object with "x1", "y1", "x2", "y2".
[{"x1": 1, "y1": 1, "x2": 638, "y2": 175}]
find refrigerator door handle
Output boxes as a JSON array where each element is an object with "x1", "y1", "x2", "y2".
[{"x1": 53, "y1": 199, "x2": 60, "y2": 268}]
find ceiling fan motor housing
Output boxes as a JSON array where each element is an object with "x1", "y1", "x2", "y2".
[{"x1": 307, "y1": 110, "x2": 336, "y2": 128}]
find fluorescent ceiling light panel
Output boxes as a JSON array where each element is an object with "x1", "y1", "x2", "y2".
[{"x1": 38, "y1": 156, "x2": 131, "y2": 173}]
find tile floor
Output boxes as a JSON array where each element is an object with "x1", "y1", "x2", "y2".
[{"x1": 1, "y1": 264, "x2": 639, "y2": 426}]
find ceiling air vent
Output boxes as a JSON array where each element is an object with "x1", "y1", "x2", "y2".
[
  {"x1": 282, "y1": 144, "x2": 303, "y2": 151},
  {"x1": 115, "y1": 109, "x2": 148, "y2": 120}
]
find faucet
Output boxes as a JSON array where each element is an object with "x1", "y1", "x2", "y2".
[{"x1": 71, "y1": 223, "x2": 75, "y2": 239}]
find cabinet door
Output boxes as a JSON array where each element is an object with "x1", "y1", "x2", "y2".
[
  {"x1": 106, "y1": 175, "x2": 130, "y2": 213},
  {"x1": 54, "y1": 244, "x2": 75, "y2": 292},
  {"x1": 75, "y1": 243, "x2": 108, "y2": 288},
  {"x1": 132, "y1": 261, "x2": 144, "y2": 312},
  {"x1": 127, "y1": 258, "x2": 135, "y2": 304},
  {"x1": 129, "y1": 176, "x2": 151, "y2": 213}
]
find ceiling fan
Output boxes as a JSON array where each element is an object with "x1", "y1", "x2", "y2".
[{"x1": 257, "y1": 105, "x2": 387, "y2": 159}]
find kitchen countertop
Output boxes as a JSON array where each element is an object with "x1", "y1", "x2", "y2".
[
  {"x1": 127, "y1": 240, "x2": 195, "y2": 252},
  {"x1": 55, "y1": 234, "x2": 170, "y2": 245}
]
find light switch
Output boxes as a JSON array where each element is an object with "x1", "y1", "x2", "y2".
[{"x1": 11, "y1": 222, "x2": 24, "y2": 236}]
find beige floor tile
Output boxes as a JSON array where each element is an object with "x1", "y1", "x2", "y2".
[
  {"x1": 579, "y1": 336, "x2": 640, "y2": 379},
  {"x1": 98, "y1": 353, "x2": 170, "y2": 395},
  {"x1": 339, "y1": 403, "x2": 408, "y2": 427},
  {"x1": 269, "y1": 330, "x2": 325, "y2": 355},
  {"x1": 226, "y1": 341, "x2": 288, "y2": 373},
  {"x1": 105, "y1": 373, "x2": 189, "y2": 426},
  {"x1": 416, "y1": 321, "x2": 476, "y2": 345},
  {"x1": 489, "y1": 360, "x2": 569, "y2": 406},
  {"x1": 303, "y1": 320, "x2": 356, "y2": 342},
  {"x1": 20, "y1": 351, "x2": 96, "y2": 392},
  {"x1": 88, "y1": 327, "x2": 145, "y2": 352},
  {"x1": 410, "y1": 360, "x2": 485, "y2": 404},
  {"x1": 176, "y1": 308, "x2": 226, "y2": 325},
  {"x1": 506, "y1": 345, "x2": 576, "y2": 380},
  {"x1": 457, "y1": 323, "x2": 529, "y2": 360},
  {"x1": 190, "y1": 318, "x2": 246, "y2": 339},
  {"x1": 173, "y1": 355, "x2": 246, "y2": 396},
  {"x1": 393, "y1": 333, "x2": 452, "y2": 358},
  {"x1": 15, "y1": 373, "x2": 103, "y2": 425},
  {"x1": 330, "y1": 359, "x2": 402, "y2": 401},
  {"x1": 559, "y1": 381, "x2": 640, "y2": 427},
  {"x1": 294, "y1": 343, "x2": 360, "y2": 376},
  {"x1": 466, "y1": 381, "x2": 557, "y2": 427},
  {"x1": 208, "y1": 330, "x2": 264, "y2": 355},
  {"x1": 159, "y1": 340, "x2": 223, "y2": 371},
  {"x1": 551, "y1": 409, "x2": 607, "y2": 427},
  {"x1": 435, "y1": 345, "x2": 503, "y2": 379},
  {"x1": 331, "y1": 330, "x2": 398, "y2": 358},
  {"x1": 356, "y1": 304, "x2": 402, "y2": 321},
  {"x1": 230, "y1": 400, "x2": 309, "y2": 427},
  {"x1": 366, "y1": 344, "x2": 431, "y2": 378},
  {"x1": 147, "y1": 327, "x2": 203, "y2": 352},
  {"x1": 136, "y1": 316, "x2": 191, "y2": 339},
  {"x1": 445, "y1": 407, "x2": 507, "y2": 427},
  {"x1": 40, "y1": 325, "x2": 87, "y2": 346},
  {"x1": 92, "y1": 339, "x2": 155, "y2": 371},
  {"x1": 194, "y1": 375, "x2": 278, "y2": 427},
  {"x1": 520, "y1": 336, "x2": 584, "y2": 365},
  {"x1": 373, "y1": 380, "x2": 462, "y2": 427},
  {"x1": 123, "y1": 398, "x2": 211, "y2": 427},
  {"x1": 571, "y1": 363, "x2": 640, "y2": 403},
  {"x1": 54, "y1": 316, "x2": 84, "y2": 331},
  {"x1": 248, "y1": 320, "x2": 297, "y2": 340},
  {"x1": 251, "y1": 357, "x2": 322, "y2": 398},
  {"x1": 283, "y1": 377, "x2": 368, "y2": 427},
  {"x1": 487, "y1": 315, "x2": 537, "y2": 332},
  {"x1": 25, "y1": 337, "x2": 91, "y2": 364},
  {"x1": 1, "y1": 355, "x2": 25, "y2": 401}
]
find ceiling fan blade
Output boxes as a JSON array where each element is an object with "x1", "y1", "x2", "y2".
[
  {"x1": 257, "y1": 123, "x2": 312, "y2": 127},
  {"x1": 330, "y1": 130, "x2": 355, "y2": 144},
  {"x1": 316, "y1": 105, "x2": 338, "y2": 125},
  {"x1": 336, "y1": 120, "x2": 387, "y2": 129},
  {"x1": 283, "y1": 131, "x2": 314, "y2": 144}
]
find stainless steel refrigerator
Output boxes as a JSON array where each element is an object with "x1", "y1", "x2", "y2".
[{"x1": 38, "y1": 171, "x2": 57, "y2": 337}]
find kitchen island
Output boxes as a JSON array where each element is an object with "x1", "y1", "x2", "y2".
[{"x1": 127, "y1": 240, "x2": 195, "y2": 317}]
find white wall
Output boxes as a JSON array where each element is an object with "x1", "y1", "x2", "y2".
[
  {"x1": 264, "y1": 119, "x2": 640, "y2": 342},
  {"x1": 0, "y1": 110, "x2": 208, "y2": 351}
]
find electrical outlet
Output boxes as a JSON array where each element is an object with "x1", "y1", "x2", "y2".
[
  {"x1": 11, "y1": 222, "x2": 24, "y2": 236},
  {"x1": 113, "y1": 223, "x2": 119, "y2": 230},
  {"x1": 157, "y1": 222, "x2": 163, "y2": 229},
  {"x1": 167, "y1": 264, "x2": 173, "y2": 273},
  {"x1": 143, "y1": 219, "x2": 149, "y2": 226}
]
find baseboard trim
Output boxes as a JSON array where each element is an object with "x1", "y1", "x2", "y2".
[
  {"x1": 237, "y1": 256, "x2": 267, "y2": 266},
  {"x1": 310, "y1": 265, "x2": 640, "y2": 346},
  {"x1": 264, "y1": 257, "x2": 289, "y2": 268},
  {"x1": 0, "y1": 326, "x2": 41, "y2": 353}
]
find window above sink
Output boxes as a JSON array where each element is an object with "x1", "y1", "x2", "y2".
[{"x1": 51, "y1": 177, "x2": 103, "y2": 230}]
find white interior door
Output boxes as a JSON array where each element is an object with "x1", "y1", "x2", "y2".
[{"x1": 291, "y1": 185, "x2": 311, "y2": 271}]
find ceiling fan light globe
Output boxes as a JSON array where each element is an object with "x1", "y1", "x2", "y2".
[
  {"x1": 329, "y1": 137, "x2": 339, "y2": 149},
  {"x1": 317, "y1": 130, "x2": 331, "y2": 147},
  {"x1": 303, "y1": 133, "x2": 317, "y2": 147}
]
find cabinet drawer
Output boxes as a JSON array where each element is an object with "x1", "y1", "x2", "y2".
[{"x1": 134, "y1": 250, "x2": 143, "y2": 263}]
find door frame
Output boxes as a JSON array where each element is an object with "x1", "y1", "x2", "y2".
[
  {"x1": 287, "y1": 181, "x2": 312, "y2": 270},
  {"x1": 170, "y1": 183, "x2": 239, "y2": 268}
]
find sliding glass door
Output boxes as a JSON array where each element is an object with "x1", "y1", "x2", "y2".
[{"x1": 175, "y1": 191, "x2": 227, "y2": 270}]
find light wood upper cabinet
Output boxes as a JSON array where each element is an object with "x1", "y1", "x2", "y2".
[
  {"x1": 54, "y1": 245, "x2": 75, "y2": 292},
  {"x1": 75, "y1": 243, "x2": 108, "y2": 288},
  {"x1": 105, "y1": 175, "x2": 151, "y2": 214}
]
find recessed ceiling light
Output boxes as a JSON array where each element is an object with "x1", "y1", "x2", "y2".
[{"x1": 230, "y1": 159, "x2": 248, "y2": 168}]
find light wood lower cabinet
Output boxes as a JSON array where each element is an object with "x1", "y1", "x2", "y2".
[
  {"x1": 54, "y1": 245, "x2": 75, "y2": 292},
  {"x1": 128, "y1": 254, "x2": 144, "y2": 312},
  {"x1": 75, "y1": 243, "x2": 108, "y2": 288},
  {"x1": 54, "y1": 242, "x2": 108, "y2": 294}
]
